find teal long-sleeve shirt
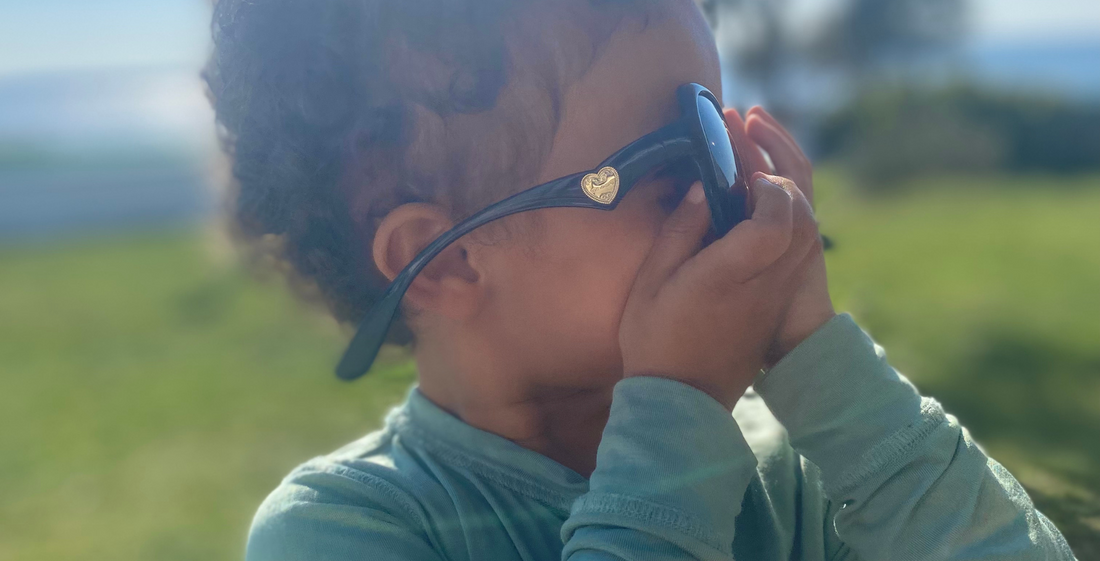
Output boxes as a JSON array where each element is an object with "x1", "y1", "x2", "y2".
[{"x1": 246, "y1": 314, "x2": 1076, "y2": 560}]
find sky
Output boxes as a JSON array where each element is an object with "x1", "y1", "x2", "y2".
[
  {"x1": 1, "y1": 0, "x2": 1094, "y2": 238},
  {"x1": 972, "y1": 0, "x2": 1100, "y2": 42},
  {"x1": 0, "y1": 0, "x2": 1098, "y2": 77},
  {"x1": 0, "y1": 0, "x2": 210, "y2": 76},
  {"x1": 786, "y1": 0, "x2": 1100, "y2": 45},
  {"x1": 0, "y1": 0, "x2": 1096, "y2": 153},
  {"x1": 0, "y1": 0, "x2": 1095, "y2": 239}
]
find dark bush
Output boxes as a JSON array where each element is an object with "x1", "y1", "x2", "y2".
[{"x1": 817, "y1": 86, "x2": 1100, "y2": 190}]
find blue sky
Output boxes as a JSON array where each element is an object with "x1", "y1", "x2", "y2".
[
  {"x1": 1, "y1": 0, "x2": 1098, "y2": 76},
  {"x1": 0, "y1": 0, "x2": 1096, "y2": 151},
  {"x1": 0, "y1": 0, "x2": 210, "y2": 76},
  {"x1": 0, "y1": 0, "x2": 1093, "y2": 238}
]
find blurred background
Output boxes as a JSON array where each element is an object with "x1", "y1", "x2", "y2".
[{"x1": 0, "y1": 0, "x2": 1096, "y2": 559}]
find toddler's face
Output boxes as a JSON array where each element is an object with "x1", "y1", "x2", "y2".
[{"x1": 475, "y1": 1, "x2": 723, "y2": 386}]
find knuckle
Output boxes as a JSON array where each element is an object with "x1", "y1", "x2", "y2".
[
  {"x1": 794, "y1": 198, "x2": 815, "y2": 222},
  {"x1": 663, "y1": 223, "x2": 692, "y2": 238},
  {"x1": 753, "y1": 231, "x2": 792, "y2": 264},
  {"x1": 792, "y1": 180, "x2": 809, "y2": 200},
  {"x1": 793, "y1": 219, "x2": 821, "y2": 252},
  {"x1": 809, "y1": 231, "x2": 825, "y2": 253},
  {"x1": 699, "y1": 271, "x2": 736, "y2": 293},
  {"x1": 662, "y1": 214, "x2": 694, "y2": 236},
  {"x1": 760, "y1": 220, "x2": 794, "y2": 244},
  {"x1": 665, "y1": 206, "x2": 707, "y2": 236}
]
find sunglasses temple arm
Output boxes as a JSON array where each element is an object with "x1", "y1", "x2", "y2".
[
  {"x1": 608, "y1": 123, "x2": 694, "y2": 189},
  {"x1": 338, "y1": 120, "x2": 696, "y2": 379},
  {"x1": 336, "y1": 174, "x2": 591, "y2": 380}
]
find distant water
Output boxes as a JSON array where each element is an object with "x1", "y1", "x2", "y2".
[
  {"x1": 0, "y1": 66, "x2": 217, "y2": 242},
  {"x1": 0, "y1": 163, "x2": 215, "y2": 241},
  {"x1": 967, "y1": 40, "x2": 1100, "y2": 101}
]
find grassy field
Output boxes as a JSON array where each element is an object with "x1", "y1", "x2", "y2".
[{"x1": 1, "y1": 173, "x2": 1098, "y2": 560}]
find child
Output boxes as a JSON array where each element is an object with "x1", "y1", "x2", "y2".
[{"x1": 206, "y1": 0, "x2": 1077, "y2": 559}]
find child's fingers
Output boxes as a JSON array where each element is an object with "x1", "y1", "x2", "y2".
[
  {"x1": 761, "y1": 174, "x2": 819, "y2": 275},
  {"x1": 745, "y1": 111, "x2": 814, "y2": 203},
  {"x1": 745, "y1": 118, "x2": 813, "y2": 203},
  {"x1": 633, "y1": 182, "x2": 711, "y2": 296},
  {"x1": 722, "y1": 108, "x2": 770, "y2": 176},
  {"x1": 692, "y1": 176, "x2": 793, "y2": 286},
  {"x1": 745, "y1": 116, "x2": 804, "y2": 173},
  {"x1": 746, "y1": 106, "x2": 800, "y2": 149}
]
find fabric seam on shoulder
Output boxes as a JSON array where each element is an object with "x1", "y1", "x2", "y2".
[{"x1": 298, "y1": 461, "x2": 435, "y2": 534}]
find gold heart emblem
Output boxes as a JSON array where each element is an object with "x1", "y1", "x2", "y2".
[{"x1": 581, "y1": 166, "x2": 620, "y2": 204}]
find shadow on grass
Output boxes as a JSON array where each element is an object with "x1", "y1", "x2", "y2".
[
  {"x1": 1029, "y1": 489, "x2": 1100, "y2": 561},
  {"x1": 920, "y1": 329, "x2": 1100, "y2": 557}
]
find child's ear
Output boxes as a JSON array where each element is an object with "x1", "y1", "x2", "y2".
[{"x1": 372, "y1": 203, "x2": 482, "y2": 320}]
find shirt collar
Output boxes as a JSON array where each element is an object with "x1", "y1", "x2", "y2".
[{"x1": 391, "y1": 386, "x2": 590, "y2": 511}]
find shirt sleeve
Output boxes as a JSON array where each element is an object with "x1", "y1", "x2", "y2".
[
  {"x1": 246, "y1": 465, "x2": 445, "y2": 561},
  {"x1": 754, "y1": 313, "x2": 1077, "y2": 561},
  {"x1": 561, "y1": 376, "x2": 759, "y2": 561}
]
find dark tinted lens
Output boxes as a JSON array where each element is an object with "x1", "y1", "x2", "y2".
[{"x1": 695, "y1": 95, "x2": 739, "y2": 190}]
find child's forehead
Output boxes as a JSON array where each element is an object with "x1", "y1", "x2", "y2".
[
  {"x1": 359, "y1": 1, "x2": 720, "y2": 213},
  {"x1": 536, "y1": 2, "x2": 721, "y2": 182}
]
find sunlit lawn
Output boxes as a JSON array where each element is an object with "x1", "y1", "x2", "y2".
[{"x1": 1, "y1": 172, "x2": 1097, "y2": 559}]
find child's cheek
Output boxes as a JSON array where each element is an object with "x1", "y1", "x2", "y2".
[{"x1": 530, "y1": 210, "x2": 659, "y2": 363}]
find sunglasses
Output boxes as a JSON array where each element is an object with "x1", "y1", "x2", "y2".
[{"x1": 337, "y1": 83, "x2": 748, "y2": 380}]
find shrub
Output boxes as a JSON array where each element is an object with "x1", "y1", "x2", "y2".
[{"x1": 817, "y1": 86, "x2": 1100, "y2": 190}]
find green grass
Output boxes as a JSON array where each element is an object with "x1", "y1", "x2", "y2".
[
  {"x1": 0, "y1": 230, "x2": 417, "y2": 561},
  {"x1": 816, "y1": 171, "x2": 1100, "y2": 557},
  {"x1": 1, "y1": 173, "x2": 1098, "y2": 559}
]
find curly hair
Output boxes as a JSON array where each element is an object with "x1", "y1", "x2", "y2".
[{"x1": 204, "y1": 0, "x2": 656, "y2": 343}]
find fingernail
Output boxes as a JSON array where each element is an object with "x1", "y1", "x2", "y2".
[
  {"x1": 686, "y1": 182, "x2": 705, "y2": 204},
  {"x1": 755, "y1": 175, "x2": 792, "y2": 197},
  {"x1": 754, "y1": 176, "x2": 779, "y2": 189}
]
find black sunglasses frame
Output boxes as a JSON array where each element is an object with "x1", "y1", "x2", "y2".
[{"x1": 336, "y1": 83, "x2": 748, "y2": 380}]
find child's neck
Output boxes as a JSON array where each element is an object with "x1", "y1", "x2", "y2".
[{"x1": 417, "y1": 351, "x2": 614, "y2": 478}]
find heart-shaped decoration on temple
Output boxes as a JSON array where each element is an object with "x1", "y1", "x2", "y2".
[{"x1": 580, "y1": 166, "x2": 620, "y2": 204}]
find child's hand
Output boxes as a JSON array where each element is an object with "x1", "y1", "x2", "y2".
[
  {"x1": 619, "y1": 176, "x2": 820, "y2": 410},
  {"x1": 730, "y1": 107, "x2": 836, "y2": 360}
]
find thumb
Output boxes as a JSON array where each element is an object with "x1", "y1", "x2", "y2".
[{"x1": 633, "y1": 182, "x2": 710, "y2": 296}]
